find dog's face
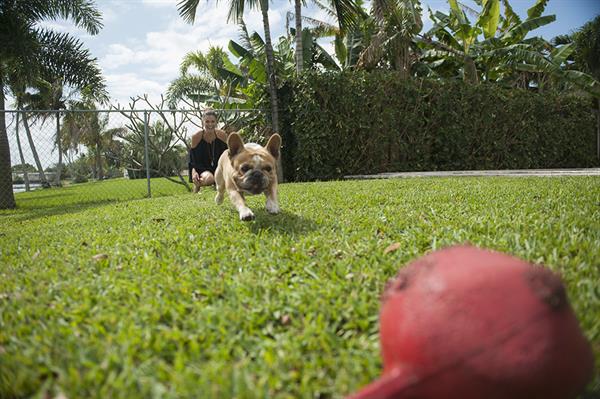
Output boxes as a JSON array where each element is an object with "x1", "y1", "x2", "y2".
[{"x1": 227, "y1": 133, "x2": 280, "y2": 195}]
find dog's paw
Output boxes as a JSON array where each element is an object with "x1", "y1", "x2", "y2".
[
  {"x1": 266, "y1": 199, "x2": 280, "y2": 214},
  {"x1": 239, "y1": 208, "x2": 255, "y2": 221},
  {"x1": 215, "y1": 192, "x2": 224, "y2": 205}
]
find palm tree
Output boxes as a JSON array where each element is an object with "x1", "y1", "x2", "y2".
[
  {"x1": 19, "y1": 105, "x2": 50, "y2": 187},
  {"x1": 570, "y1": 16, "x2": 600, "y2": 81},
  {"x1": 166, "y1": 46, "x2": 232, "y2": 108},
  {"x1": 356, "y1": 0, "x2": 423, "y2": 77},
  {"x1": 563, "y1": 15, "x2": 600, "y2": 158},
  {"x1": 27, "y1": 31, "x2": 107, "y2": 186},
  {"x1": 8, "y1": 32, "x2": 106, "y2": 188},
  {"x1": 290, "y1": 0, "x2": 364, "y2": 73},
  {"x1": 13, "y1": 113, "x2": 31, "y2": 191},
  {"x1": 62, "y1": 99, "x2": 123, "y2": 181},
  {"x1": 295, "y1": 0, "x2": 303, "y2": 74},
  {"x1": 0, "y1": 0, "x2": 103, "y2": 209},
  {"x1": 178, "y1": 0, "x2": 281, "y2": 134}
]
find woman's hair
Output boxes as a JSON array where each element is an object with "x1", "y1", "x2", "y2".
[{"x1": 203, "y1": 109, "x2": 217, "y2": 119}]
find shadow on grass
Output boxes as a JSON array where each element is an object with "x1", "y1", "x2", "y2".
[
  {"x1": 246, "y1": 209, "x2": 318, "y2": 236},
  {"x1": 0, "y1": 199, "x2": 126, "y2": 223}
]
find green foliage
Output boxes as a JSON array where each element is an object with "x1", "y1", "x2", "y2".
[
  {"x1": 68, "y1": 154, "x2": 93, "y2": 183},
  {"x1": 118, "y1": 121, "x2": 187, "y2": 179},
  {"x1": 11, "y1": 163, "x2": 37, "y2": 173},
  {"x1": 570, "y1": 15, "x2": 600, "y2": 81},
  {"x1": 1, "y1": 177, "x2": 599, "y2": 397},
  {"x1": 281, "y1": 71, "x2": 598, "y2": 181}
]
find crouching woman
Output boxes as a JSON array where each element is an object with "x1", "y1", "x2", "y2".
[{"x1": 189, "y1": 109, "x2": 228, "y2": 193}]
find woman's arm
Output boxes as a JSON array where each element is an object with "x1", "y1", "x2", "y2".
[
  {"x1": 189, "y1": 131, "x2": 206, "y2": 181},
  {"x1": 216, "y1": 129, "x2": 228, "y2": 143}
]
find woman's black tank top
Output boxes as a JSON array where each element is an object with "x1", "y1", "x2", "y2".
[{"x1": 188, "y1": 136, "x2": 228, "y2": 180}]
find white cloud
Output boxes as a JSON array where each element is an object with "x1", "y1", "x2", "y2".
[
  {"x1": 142, "y1": 0, "x2": 179, "y2": 7},
  {"x1": 102, "y1": 44, "x2": 137, "y2": 69},
  {"x1": 105, "y1": 73, "x2": 167, "y2": 107},
  {"x1": 82, "y1": 1, "x2": 309, "y2": 107}
]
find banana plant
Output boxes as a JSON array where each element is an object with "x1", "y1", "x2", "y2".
[{"x1": 422, "y1": 0, "x2": 556, "y2": 84}]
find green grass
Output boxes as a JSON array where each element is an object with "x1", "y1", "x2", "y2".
[{"x1": 1, "y1": 176, "x2": 599, "y2": 398}]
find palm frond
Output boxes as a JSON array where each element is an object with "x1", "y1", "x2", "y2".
[
  {"x1": 166, "y1": 74, "x2": 215, "y2": 107},
  {"x1": 551, "y1": 34, "x2": 572, "y2": 46},
  {"x1": 329, "y1": 0, "x2": 367, "y2": 30},
  {"x1": 180, "y1": 51, "x2": 208, "y2": 75},
  {"x1": 55, "y1": 0, "x2": 102, "y2": 34},
  {"x1": 35, "y1": 28, "x2": 107, "y2": 102},
  {"x1": 177, "y1": 0, "x2": 200, "y2": 24}
]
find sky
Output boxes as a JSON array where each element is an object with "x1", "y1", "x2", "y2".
[{"x1": 37, "y1": 0, "x2": 600, "y2": 108}]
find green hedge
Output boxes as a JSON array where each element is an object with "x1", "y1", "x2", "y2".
[{"x1": 280, "y1": 71, "x2": 598, "y2": 181}]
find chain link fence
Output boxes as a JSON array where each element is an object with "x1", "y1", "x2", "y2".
[{"x1": 1, "y1": 108, "x2": 266, "y2": 210}]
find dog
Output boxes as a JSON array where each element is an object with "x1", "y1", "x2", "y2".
[{"x1": 214, "y1": 132, "x2": 281, "y2": 221}]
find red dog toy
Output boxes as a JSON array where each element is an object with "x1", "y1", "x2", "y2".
[{"x1": 348, "y1": 245, "x2": 594, "y2": 399}]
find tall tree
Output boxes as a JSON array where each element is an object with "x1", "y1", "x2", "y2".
[
  {"x1": 357, "y1": 0, "x2": 423, "y2": 77},
  {"x1": 26, "y1": 32, "x2": 107, "y2": 186},
  {"x1": 178, "y1": 0, "x2": 287, "y2": 180},
  {"x1": 566, "y1": 15, "x2": 600, "y2": 159},
  {"x1": 62, "y1": 97, "x2": 122, "y2": 181},
  {"x1": 291, "y1": 0, "x2": 365, "y2": 73},
  {"x1": 295, "y1": 0, "x2": 304, "y2": 74},
  {"x1": 568, "y1": 15, "x2": 600, "y2": 81},
  {"x1": 178, "y1": 0, "x2": 281, "y2": 134},
  {"x1": 167, "y1": 46, "x2": 233, "y2": 108},
  {"x1": 0, "y1": 0, "x2": 103, "y2": 209}
]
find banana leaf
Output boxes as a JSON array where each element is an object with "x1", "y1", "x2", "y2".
[
  {"x1": 476, "y1": 0, "x2": 500, "y2": 39},
  {"x1": 527, "y1": 0, "x2": 549, "y2": 19},
  {"x1": 503, "y1": 15, "x2": 555, "y2": 43}
]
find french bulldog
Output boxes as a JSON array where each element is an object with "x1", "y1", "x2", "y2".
[{"x1": 214, "y1": 132, "x2": 281, "y2": 221}]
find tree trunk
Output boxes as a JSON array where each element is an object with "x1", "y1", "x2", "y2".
[
  {"x1": 395, "y1": 40, "x2": 411, "y2": 79},
  {"x1": 295, "y1": 0, "x2": 303, "y2": 75},
  {"x1": 55, "y1": 112, "x2": 63, "y2": 186},
  {"x1": 259, "y1": 0, "x2": 283, "y2": 182},
  {"x1": 21, "y1": 110, "x2": 50, "y2": 187},
  {"x1": 464, "y1": 56, "x2": 479, "y2": 84},
  {"x1": 0, "y1": 73, "x2": 16, "y2": 209},
  {"x1": 96, "y1": 142, "x2": 104, "y2": 180},
  {"x1": 15, "y1": 113, "x2": 31, "y2": 192},
  {"x1": 597, "y1": 98, "x2": 600, "y2": 162}
]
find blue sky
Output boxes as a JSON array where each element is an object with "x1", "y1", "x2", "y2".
[{"x1": 42, "y1": 0, "x2": 600, "y2": 107}]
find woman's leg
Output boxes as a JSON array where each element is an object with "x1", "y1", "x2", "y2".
[{"x1": 199, "y1": 171, "x2": 215, "y2": 186}]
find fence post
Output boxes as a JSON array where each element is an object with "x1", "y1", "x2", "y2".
[
  {"x1": 144, "y1": 111, "x2": 152, "y2": 198},
  {"x1": 597, "y1": 100, "x2": 599, "y2": 162},
  {"x1": 15, "y1": 112, "x2": 31, "y2": 192},
  {"x1": 55, "y1": 111, "x2": 62, "y2": 186}
]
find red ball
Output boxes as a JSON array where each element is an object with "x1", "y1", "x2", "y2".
[{"x1": 349, "y1": 245, "x2": 594, "y2": 399}]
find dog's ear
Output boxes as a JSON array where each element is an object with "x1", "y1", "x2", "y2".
[
  {"x1": 228, "y1": 132, "x2": 245, "y2": 158},
  {"x1": 265, "y1": 133, "x2": 281, "y2": 160}
]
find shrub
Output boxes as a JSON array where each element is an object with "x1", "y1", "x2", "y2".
[
  {"x1": 280, "y1": 72, "x2": 598, "y2": 181},
  {"x1": 72, "y1": 174, "x2": 89, "y2": 184}
]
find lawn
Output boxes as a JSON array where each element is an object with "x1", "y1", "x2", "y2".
[{"x1": 1, "y1": 176, "x2": 599, "y2": 398}]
